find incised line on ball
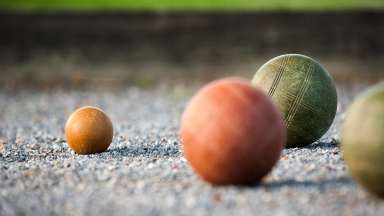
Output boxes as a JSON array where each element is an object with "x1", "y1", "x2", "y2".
[
  {"x1": 267, "y1": 56, "x2": 290, "y2": 97},
  {"x1": 280, "y1": 92, "x2": 317, "y2": 114},
  {"x1": 285, "y1": 64, "x2": 314, "y2": 128}
]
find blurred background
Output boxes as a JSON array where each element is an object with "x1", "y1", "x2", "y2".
[
  {"x1": 0, "y1": 0, "x2": 383, "y2": 89},
  {"x1": 2, "y1": 2, "x2": 384, "y2": 215}
]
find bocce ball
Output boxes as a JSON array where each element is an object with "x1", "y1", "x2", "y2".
[
  {"x1": 65, "y1": 106, "x2": 113, "y2": 155},
  {"x1": 342, "y1": 82, "x2": 384, "y2": 197},
  {"x1": 180, "y1": 78, "x2": 285, "y2": 185},
  {"x1": 252, "y1": 54, "x2": 337, "y2": 148}
]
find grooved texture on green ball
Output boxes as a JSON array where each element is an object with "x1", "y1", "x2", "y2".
[
  {"x1": 342, "y1": 83, "x2": 384, "y2": 197},
  {"x1": 252, "y1": 54, "x2": 337, "y2": 147}
]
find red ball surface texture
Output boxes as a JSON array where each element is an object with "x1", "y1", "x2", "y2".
[{"x1": 180, "y1": 78, "x2": 285, "y2": 185}]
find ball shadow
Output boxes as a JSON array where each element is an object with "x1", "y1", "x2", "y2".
[
  {"x1": 107, "y1": 145, "x2": 181, "y2": 157},
  {"x1": 262, "y1": 177, "x2": 353, "y2": 190},
  {"x1": 299, "y1": 140, "x2": 339, "y2": 150}
]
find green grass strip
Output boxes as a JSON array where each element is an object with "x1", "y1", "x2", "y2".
[{"x1": 0, "y1": 0, "x2": 384, "y2": 11}]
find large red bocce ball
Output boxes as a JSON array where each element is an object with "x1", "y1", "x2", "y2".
[{"x1": 180, "y1": 78, "x2": 285, "y2": 185}]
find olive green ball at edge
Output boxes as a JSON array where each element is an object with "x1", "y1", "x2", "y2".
[
  {"x1": 252, "y1": 54, "x2": 338, "y2": 148},
  {"x1": 342, "y1": 82, "x2": 384, "y2": 198}
]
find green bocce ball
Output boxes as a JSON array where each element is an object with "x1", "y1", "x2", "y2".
[
  {"x1": 342, "y1": 82, "x2": 384, "y2": 197},
  {"x1": 252, "y1": 54, "x2": 337, "y2": 147}
]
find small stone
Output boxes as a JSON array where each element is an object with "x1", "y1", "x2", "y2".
[{"x1": 0, "y1": 139, "x2": 5, "y2": 150}]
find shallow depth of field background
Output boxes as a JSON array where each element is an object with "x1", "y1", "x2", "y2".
[
  {"x1": 0, "y1": 0, "x2": 384, "y2": 87},
  {"x1": 0, "y1": 1, "x2": 384, "y2": 216},
  {"x1": 0, "y1": 0, "x2": 383, "y2": 88},
  {"x1": 1, "y1": 0, "x2": 384, "y2": 10}
]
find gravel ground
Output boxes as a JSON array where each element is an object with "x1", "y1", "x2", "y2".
[{"x1": 1, "y1": 82, "x2": 384, "y2": 216}]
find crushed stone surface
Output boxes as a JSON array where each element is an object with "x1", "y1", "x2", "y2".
[{"x1": 1, "y1": 83, "x2": 383, "y2": 216}]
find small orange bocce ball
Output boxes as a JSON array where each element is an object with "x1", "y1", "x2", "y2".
[
  {"x1": 180, "y1": 78, "x2": 285, "y2": 185},
  {"x1": 65, "y1": 106, "x2": 113, "y2": 155}
]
